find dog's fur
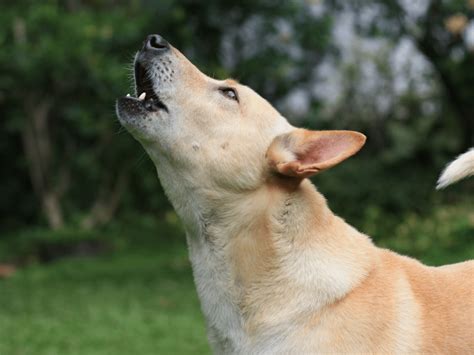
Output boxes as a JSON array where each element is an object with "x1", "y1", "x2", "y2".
[
  {"x1": 437, "y1": 148, "x2": 474, "y2": 189},
  {"x1": 117, "y1": 36, "x2": 474, "y2": 354}
]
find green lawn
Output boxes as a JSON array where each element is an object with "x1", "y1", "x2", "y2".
[
  {"x1": 0, "y1": 204, "x2": 472, "y2": 355},
  {"x1": 0, "y1": 221, "x2": 211, "y2": 355}
]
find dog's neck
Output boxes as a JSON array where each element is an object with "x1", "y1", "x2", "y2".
[{"x1": 161, "y1": 173, "x2": 376, "y2": 351}]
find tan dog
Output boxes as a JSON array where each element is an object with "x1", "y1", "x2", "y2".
[{"x1": 116, "y1": 35, "x2": 474, "y2": 354}]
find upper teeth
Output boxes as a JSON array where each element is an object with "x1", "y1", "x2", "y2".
[{"x1": 138, "y1": 92, "x2": 146, "y2": 101}]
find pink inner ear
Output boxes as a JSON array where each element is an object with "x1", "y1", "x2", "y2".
[{"x1": 298, "y1": 135, "x2": 351, "y2": 165}]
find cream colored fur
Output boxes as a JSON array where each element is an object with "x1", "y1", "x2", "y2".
[
  {"x1": 116, "y1": 37, "x2": 474, "y2": 354},
  {"x1": 437, "y1": 148, "x2": 474, "y2": 189}
]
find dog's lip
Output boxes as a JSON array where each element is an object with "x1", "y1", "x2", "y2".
[{"x1": 120, "y1": 61, "x2": 168, "y2": 113}]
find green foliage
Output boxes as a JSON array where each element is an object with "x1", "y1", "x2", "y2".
[
  {"x1": 330, "y1": 0, "x2": 474, "y2": 148},
  {"x1": 1, "y1": 0, "x2": 332, "y2": 230},
  {"x1": 1, "y1": 1, "x2": 154, "y2": 229},
  {"x1": 384, "y1": 204, "x2": 474, "y2": 265}
]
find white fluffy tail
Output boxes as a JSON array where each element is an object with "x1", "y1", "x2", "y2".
[{"x1": 436, "y1": 148, "x2": 474, "y2": 189}]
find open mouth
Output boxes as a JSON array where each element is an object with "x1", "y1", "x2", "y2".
[{"x1": 124, "y1": 61, "x2": 168, "y2": 113}]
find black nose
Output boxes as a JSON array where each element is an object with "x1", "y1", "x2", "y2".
[{"x1": 143, "y1": 34, "x2": 169, "y2": 53}]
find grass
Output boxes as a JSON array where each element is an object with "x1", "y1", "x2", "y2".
[
  {"x1": 0, "y1": 219, "x2": 211, "y2": 355},
  {"x1": 0, "y1": 203, "x2": 472, "y2": 355}
]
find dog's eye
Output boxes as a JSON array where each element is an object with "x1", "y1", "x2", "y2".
[{"x1": 219, "y1": 87, "x2": 239, "y2": 102}]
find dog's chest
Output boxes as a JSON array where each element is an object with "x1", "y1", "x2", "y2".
[{"x1": 186, "y1": 234, "x2": 249, "y2": 353}]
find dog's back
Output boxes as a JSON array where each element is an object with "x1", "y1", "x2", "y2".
[
  {"x1": 437, "y1": 148, "x2": 474, "y2": 189},
  {"x1": 408, "y1": 258, "x2": 474, "y2": 353}
]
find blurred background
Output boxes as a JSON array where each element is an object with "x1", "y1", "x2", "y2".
[{"x1": 1, "y1": 0, "x2": 473, "y2": 354}]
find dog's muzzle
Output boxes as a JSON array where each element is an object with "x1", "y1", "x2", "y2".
[{"x1": 117, "y1": 34, "x2": 170, "y2": 114}]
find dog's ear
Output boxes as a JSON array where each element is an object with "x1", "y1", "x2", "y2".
[{"x1": 266, "y1": 129, "x2": 366, "y2": 179}]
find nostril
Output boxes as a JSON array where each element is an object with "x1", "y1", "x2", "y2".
[
  {"x1": 150, "y1": 36, "x2": 166, "y2": 49},
  {"x1": 145, "y1": 34, "x2": 169, "y2": 51}
]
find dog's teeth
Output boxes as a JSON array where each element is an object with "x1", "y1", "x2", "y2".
[
  {"x1": 126, "y1": 93, "x2": 131, "y2": 97},
  {"x1": 138, "y1": 92, "x2": 146, "y2": 101}
]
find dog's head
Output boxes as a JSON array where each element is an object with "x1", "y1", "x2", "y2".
[{"x1": 116, "y1": 35, "x2": 365, "y2": 198}]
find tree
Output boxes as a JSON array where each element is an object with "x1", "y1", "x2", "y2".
[
  {"x1": 330, "y1": 0, "x2": 474, "y2": 149},
  {"x1": 1, "y1": 1, "x2": 152, "y2": 229}
]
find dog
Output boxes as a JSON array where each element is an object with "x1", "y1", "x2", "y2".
[{"x1": 116, "y1": 34, "x2": 473, "y2": 354}]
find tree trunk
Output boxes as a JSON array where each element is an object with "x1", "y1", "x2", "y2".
[
  {"x1": 414, "y1": 1, "x2": 474, "y2": 149},
  {"x1": 15, "y1": 17, "x2": 65, "y2": 229},
  {"x1": 21, "y1": 98, "x2": 65, "y2": 229},
  {"x1": 416, "y1": 38, "x2": 474, "y2": 149},
  {"x1": 80, "y1": 170, "x2": 128, "y2": 230}
]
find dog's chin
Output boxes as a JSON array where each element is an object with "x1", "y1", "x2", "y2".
[
  {"x1": 116, "y1": 76, "x2": 169, "y2": 133},
  {"x1": 117, "y1": 97, "x2": 146, "y2": 118},
  {"x1": 115, "y1": 102, "x2": 156, "y2": 141},
  {"x1": 116, "y1": 92, "x2": 167, "y2": 117}
]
